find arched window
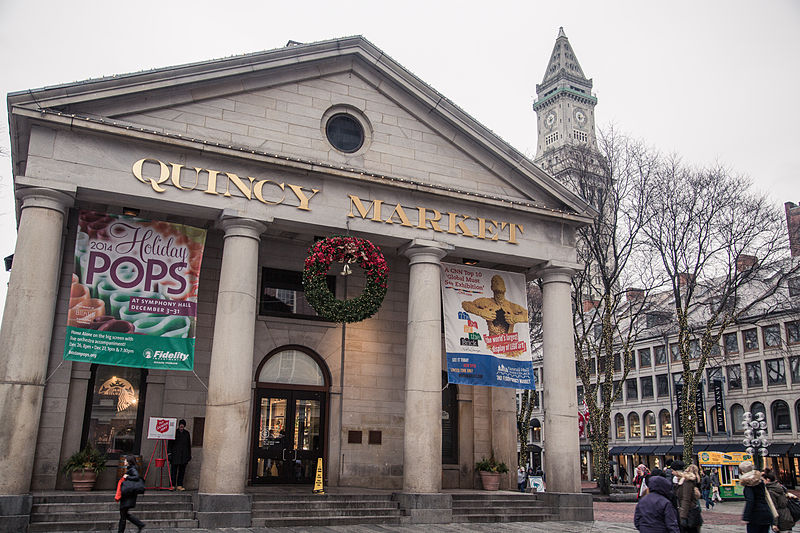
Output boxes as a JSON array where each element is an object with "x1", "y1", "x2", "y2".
[
  {"x1": 258, "y1": 348, "x2": 326, "y2": 385},
  {"x1": 751, "y1": 402, "x2": 767, "y2": 423},
  {"x1": 659, "y1": 410, "x2": 672, "y2": 437},
  {"x1": 643, "y1": 411, "x2": 656, "y2": 438},
  {"x1": 772, "y1": 400, "x2": 791, "y2": 432},
  {"x1": 531, "y1": 418, "x2": 542, "y2": 442},
  {"x1": 629, "y1": 412, "x2": 641, "y2": 438},
  {"x1": 731, "y1": 404, "x2": 745, "y2": 434},
  {"x1": 615, "y1": 413, "x2": 625, "y2": 440}
]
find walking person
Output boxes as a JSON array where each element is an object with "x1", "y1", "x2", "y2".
[
  {"x1": 675, "y1": 463, "x2": 702, "y2": 533},
  {"x1": 517, "y1": 466, "x2": 527, "y2": 493},
  {"x1": 763, "y1": 469, "x2": 796, "y2": 533},
  {"x1": 701, "y1": 469, "x2": 714, "y2": 510},
  {"x1": 710, "y1": 469, "x2": 722, "y2": 503},
  {"x1": 117, "y1": 455, "x2": 145, "y2": 532},
  {"x1": 635, "y1": 464, "x2": 650, "y2": 499},
  {"x1": 740, "y1": 460, "x2": 774, "y2": 533},
  {"x1": 634, "y1": 475, "x2": 680, "y2": 533},
  {"x1": 167, "y1": 419, "x2": 192, "y2": 490}
]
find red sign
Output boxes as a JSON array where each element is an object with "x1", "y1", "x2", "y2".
[{"x1": 156, "y1": 419, "x2": 169, "y2": 433}]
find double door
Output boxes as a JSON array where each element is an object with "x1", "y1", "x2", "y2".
[{"x1": 252, "y1": 388, "x2": 325, "y2": 484}]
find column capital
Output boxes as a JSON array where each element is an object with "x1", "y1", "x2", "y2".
[
  {"x1": 399, "y1": 239, "x2": 453, "y2": 266},
  {"x1": 527, "y1": 260, "x2": 581, "y2": 284},
  {"x1": 16, "y1": 186, "x2": 74, "y2": 216},
  {"x1": 218, "y1": 214, "x2": 267, "y2": 242}
]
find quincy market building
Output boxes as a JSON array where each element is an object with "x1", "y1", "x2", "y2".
[{"x1": 0, "y1": 37, "x2": 593, "y2": 527}]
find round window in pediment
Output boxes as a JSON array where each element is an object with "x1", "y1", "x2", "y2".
[{"x1": 325, "y1": 113, "x2": 364, "y2": 153}]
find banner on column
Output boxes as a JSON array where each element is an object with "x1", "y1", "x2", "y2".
[
  {"x1": 713, "y1": 380, "x2": 726, "y2": 432},
  {"x1": 63, "y1": 211, "x2": 206, "y2": 371},
  {"x1": 441, "y1": 264, "x2": 534, "y2": 389}
]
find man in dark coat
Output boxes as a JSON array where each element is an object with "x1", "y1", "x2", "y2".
[
  {"x1": 168, "y1": 419, "x2": 192, "y2": 490},
  {"x1": 118, "y1": 455, "x2": 145, "y2": 532},
  {"x1": 634, "y1": 475, "x2": 680, "y2": 533}
]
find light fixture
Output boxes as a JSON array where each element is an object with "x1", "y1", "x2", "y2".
[
  {"x1": 462, "y1": 258, "x2": 479, "y2": 266},
  {"x1": 122, "y1": 207, "x2": 140, "y2": 217}
]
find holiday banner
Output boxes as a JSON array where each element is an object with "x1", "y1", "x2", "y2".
[
  {"x1": 63, "y1": 211, "x2": 206, "y2": 370},
  {"x1": 441, "y1": 264, "x2": 534, "y2": 389}
]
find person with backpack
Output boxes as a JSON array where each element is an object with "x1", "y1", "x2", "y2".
[
  {"x1": 634, "y1": 475, "x2": 680, "y2": 533},
  {"x1": 116, "y1": 455, "x2": 146, "y2": 532},
  {"x1": 763, "y1": 469, "x2": 796, "y2": 533}
]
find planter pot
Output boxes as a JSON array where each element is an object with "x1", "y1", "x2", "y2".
[
  {"x1": 479, "y1": 471, "x2": 501, "y2": 491},
  {"x1": 70, "y1": 470, "x2": 97, "y2": 491}
]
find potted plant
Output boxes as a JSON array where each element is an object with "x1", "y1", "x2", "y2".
[
  {"x1": 61, "y1": 445, "x2": 107, "y2": 491},
  {"x1": 475, "y1": 453, "x2": 509, "y2": 490}
]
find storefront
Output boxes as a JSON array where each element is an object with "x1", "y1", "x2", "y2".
[{"x1": 0, "y1": 37, "x2": 594, "y2": 529}]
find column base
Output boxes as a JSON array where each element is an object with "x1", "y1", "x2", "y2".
[
  {"x1": 393, "y1": 493, "x2": 452, "y2": 524},
  {"x1": 195, "y1": 493, "x2": 251, "y2": 527},
  {"x1": 0, "y1": 494, "x2": 32, "y2": 531},
  {"x1": 538, "y1": 492, "x2": 594, "y2": 521}
]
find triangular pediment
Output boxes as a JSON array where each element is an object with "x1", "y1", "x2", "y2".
[{"x1": 8, "y1": 36, "x2": 594, "y2": 220}]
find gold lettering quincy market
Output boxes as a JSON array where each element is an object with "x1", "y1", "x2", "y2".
[
  {"x1": 132, "y1": 158, "x2": 320, "y2": 211},
  {"x1": 347, "y1": 195, "x2": 523, "y2": 244}
]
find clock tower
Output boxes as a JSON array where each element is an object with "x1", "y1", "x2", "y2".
[{"x1": 533, "y1": 27, "x2": 598, "y2": 177}]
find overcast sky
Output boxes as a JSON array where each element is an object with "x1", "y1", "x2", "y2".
[{"x1": 0, "y1": 0, "x2": 798, "y2": 317}]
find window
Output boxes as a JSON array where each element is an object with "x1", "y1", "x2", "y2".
[
  {"x1": 260, "y1": 267, "x2": 335, "y2": 319},
  {"x1": 613, "y1": 380, "x2": 622, "y2": 403},
  {"x1": 689, "y1": 339, "x2": 700, "y2": 359},
  {"x1": 746, "y1": 361, "x2": 763, "y2": 387},
  {"x1": 639, "y1": 348, "x2": 652, "y2": 368},
  {"x1": 656, "y1": 374, "x2": 669, "y2": 397},
  {"x1": 573, "y1": 129, "x2": 588, "y2": 143},
  {"x1": 615, "y1": 413, "x2": 625, "y2": 439},
  {"x1": 629, "y1": 412, "x2": 641, "y2": 438},
  {"x1": 724, "y1": 332, "x2": 739, "y2": 354},
  {"x1": 442, "y1": 374, "x2": 458, "y2": 464},
  {"x1": 772, "y1": 400, "x2": 791, "y2": 432},
  {"x1": 673, "y1": 372, "x2": 683, "y2": 386},
  {"x1": 614, "y1": 353, "x2": 621, "y2": 373},
  {"x1": 670, "y1": 343, "x2": 681, "y2": 362},
  {"x1": 626, "y1": 378, "x2": 638, "y2": 401},
  {"x1": 731, "y1": 404, "x2": 745, "y2": 434},
  {"x1": 545, "y1": 131, "x2": 560, "y2": 146},
  {"x1": 643, "y1": 411, "x2": 656, "y2": 438},
  {"x1": 789, "y1": 277, "x2": 800, "y2": 297},
  {"x1": 577, "y1": 386, "x2": 585, "y2": 404},
  {"x1": 766, "y1": 359, "x2": 786, "y2": 386},
  {"x1": 531, "y1": 418, "x2": 542, "y2": 442},
  {"x1": 589, "y1": 358, "x2": 596, "y2": 375},
  {"x1": 707, "y1": 367, "x2": 722, "y2": 386},
  {"x1": 641, "y1": 376, "x2": 654, "y2": 399},
  {"x1": 763, "y1": 325, "x2": 781, "y2": 348},
  {"x1": 659, "y1": 410, "x2": 672, "y2": 437},
  {"x1": 598, "y1": 356, "x2": 606, "y2": 374},
  {"x1": 84, "y1": 365, "x2": 147, "y2": 459},
  {"x1": 727, "y1": 365, "x2": 742, "y2": 390},
  {"x1": 647, "y1": 312, "x2": 671, "y2": 328},
  {"x1": 654, "y1": 345, "x2": 667, "y2": 365},
  {"x1": 791, "y1": 357, "x2": 800, "y2": 384},
  {"x1": 325, "y1": 113, "x2": 364, "y2": 153},
  {"x1": 743, "y1": 329, "x2": 759, "y2": 352},
  {"x1": 788, "y1": 321, "x2": 800, "y2": 345}
]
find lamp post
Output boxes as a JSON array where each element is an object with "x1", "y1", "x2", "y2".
[{"x1": 742, "y1": 411, "x2": 769, "y2": 470}]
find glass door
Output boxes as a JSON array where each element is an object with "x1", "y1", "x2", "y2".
[{"x1": 252, "y1": 388, "x2": 324, "y2": 484}]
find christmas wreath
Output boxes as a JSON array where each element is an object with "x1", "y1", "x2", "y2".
[{"x1": 302, "y1": 236, "x2": 389, "y2": 323}]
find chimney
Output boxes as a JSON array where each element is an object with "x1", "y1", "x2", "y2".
[
  {"x1": 736, "y1": 254, "x2": 758, "y2": 272},
  {"x1": 626, "y1": 288, "x2": 644, "y2": 302},
  {"x1": 582, "y1": 299, "x2": 600, "y2": 312},
  {"x1": 786, "y1": 202, "x2": 800, "y2": 257}
]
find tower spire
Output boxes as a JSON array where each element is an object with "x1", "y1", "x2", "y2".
[{"x1": 540, "y1": 27, "x2": 587, "y2": 87}]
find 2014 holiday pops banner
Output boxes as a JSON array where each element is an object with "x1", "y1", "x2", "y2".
[
  {"x1": 441, "y1": 264, "x2": 535, "y2": 390},
  {"x1": 63, "y1": 211, "x2": 206, "y2": 371}
]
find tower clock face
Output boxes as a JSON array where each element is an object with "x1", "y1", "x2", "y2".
[
  {"x1": 545, "y1": 110, "x2": 557, "y2": 129},
  {"x1": 574, "y1": 108, "x2": 587, "y2": 128}
]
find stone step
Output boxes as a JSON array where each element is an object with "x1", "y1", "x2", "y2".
[
  {"x1": 28, "y1": 518, "x2": 199, "y2": 532},
  {"x1": 33, "y1": 492, "x2": 192, "y2": 504},
  {"x1": 452, "y1": 512, "x2": 558, "y2": 523},
  {"x1": 250, "y1": 494, "x2": 395, "y2": 502},
  {"x1": 32, "y1": 501, "x2": 190, "y2": 513},
  {"x1": 452, "y1": 499, "x2": 546, "y2": 508},
  {"x1": 254, "y1": 506, "x2": 401, "y2": 518},
  {"x1": 251, "y1": 514, "x2": 403, "y2": 528},
  {"x1": 252, "y1": 500, "x2": 400, "y2": 510},
  {"x1": 30, "y1": 509, "x2": 195, "y2": 522}
]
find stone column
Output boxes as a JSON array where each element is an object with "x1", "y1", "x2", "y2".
[
  {"x1": 0, "y1": 187, "x2": 72, "y2": 530},
  {"x1": 539, "y1": 266, "x2": 581, "y2": 493},
  {"x1": 197, "y1": 215, "x2": 265, "y2": 528},
  {"x1": 491, "y1": 386, "x2": 517, "y2": 489},
  {"x1": 397, "y1": 240, "x2": 451, "y2": 523}
]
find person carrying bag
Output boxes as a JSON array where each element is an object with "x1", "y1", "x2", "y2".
[{"x1": 117, "y1": 455, "x2": 146, "y2": 532}]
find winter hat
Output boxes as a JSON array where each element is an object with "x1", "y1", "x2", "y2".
[
  {"x1": 671, "y1": 460, "x2": 686, "y2": 471},
  {"x1": 179, "y1": 419, "x2": 187, "y2": 427},
  {"x1": 739, "y1": 460, "x2": 754, "y2": 474}
]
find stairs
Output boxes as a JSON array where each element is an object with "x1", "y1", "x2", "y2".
[
  {"x1": 250, "y1": 493, "x2": 403, "y2": 527},
  {"x1": 451, "y1": 492, "x2": 558, "y2": 523},
  {"x1": 28, "y1": 491, "x2": 197, "y2": 532}
]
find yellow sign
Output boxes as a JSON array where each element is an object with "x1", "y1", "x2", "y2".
[
  {"x1": 313, "y1": 457, "x2": 324, "y2": 494},
  {"x1": 698, "y1": 451, "x2": 751, "y2": 466}
]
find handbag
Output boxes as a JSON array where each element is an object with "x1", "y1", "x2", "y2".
[
  {"x1": 114, "y1": 478, "x2": 123, "y2": 501},
  {"x1": 121, "y1": 477, "x2": 146, "y2": 496},
  {"x1": 786, "y1": 497, "x2": 800, "y2": 522}
]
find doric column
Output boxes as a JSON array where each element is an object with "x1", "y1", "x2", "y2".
[
  {"x1": 400, "y1": 240, "x2": 449, "y2": 494},
  {"x1": 0, "y1": 188, "x2": 73, "y2": 497},
  {"x1": 538, "y1": 266, "x2": 581, "y2": 493},
  {"x1": 197, "y1": 215, "x2": 265, "y2": 527}
]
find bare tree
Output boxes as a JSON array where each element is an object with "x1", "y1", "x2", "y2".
[
  {"x1": 641, "y1": 160, "x2": 799, "y2": 463},
  {"x1": 565, "y1": 128, "x2": 661, "y2": 494},
  {"x1": 518, "y1": 281, "x2": 543, "y2": 467}
]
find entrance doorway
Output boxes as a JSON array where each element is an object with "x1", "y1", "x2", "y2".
[{"x1": 253, "y1": 388, "x2": 324, "y2": 483}]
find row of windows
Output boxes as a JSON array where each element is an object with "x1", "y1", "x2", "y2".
[
  {"x1": 612, "y1": 399, "x2": 797, "y2": 440},
  {"x1": 581, "y1": 320, "x2": 800, "y2": 378},
  {"x1": 544, "y1": 132, "x2": 560, "y2": 146},
  {"x1": 573, "y1": 130, "x2": 588, "y2": 143}
]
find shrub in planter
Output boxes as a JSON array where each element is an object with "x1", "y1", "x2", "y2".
[{"x1": 61, "y1": 445, "x2": 107, "y2": 491}]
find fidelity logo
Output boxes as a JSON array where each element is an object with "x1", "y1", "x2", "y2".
[{"x1": 144, "y1": 348, "x2": 189, "y2": 361}]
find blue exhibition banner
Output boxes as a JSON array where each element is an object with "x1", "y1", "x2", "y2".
[{"x1": 441, "y1": 264, "x2": 535, "y2": 389}]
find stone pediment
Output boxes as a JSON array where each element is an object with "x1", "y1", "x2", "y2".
[{"x1": 8, "y1": 36, "x2": 593, "y2": 220}]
